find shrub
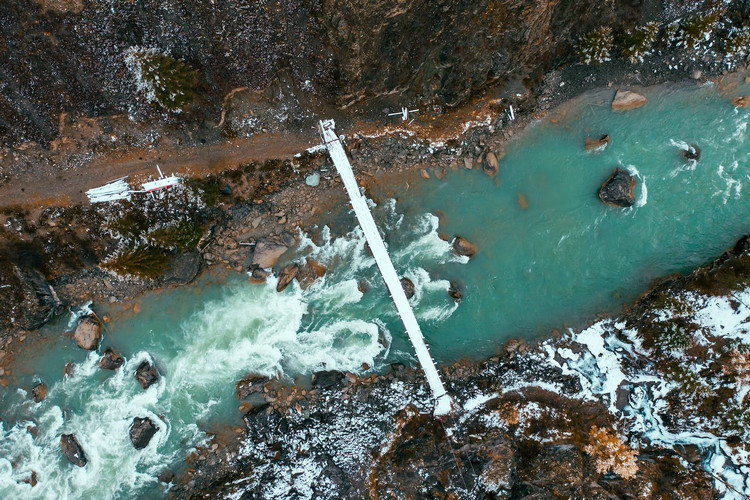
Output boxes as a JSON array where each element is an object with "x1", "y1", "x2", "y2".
[
  {"x1": 104, "y1": 245, "x2": 168, "y2": 278},
  {"x1": 725, "y1": 26, "x2": 750, "y2": 57},
  {"x1": 578, "y1": 27, "x2": 614, "y2": 64},
  {"x1": 584, "y1": 426, "x2": 638, "y2": 479},
  {"x1": 620, "y1": 22, "x2": 660, "y2": 63},
  {"x1": 148, "y1": 220, "x2": 203, "y2": 251},
  {"x1": 676, "y1": 11, "x2": 722, "y2": 50},
  {"x1": 125, "y1": 47, "x2": 198, "y2": 112}
]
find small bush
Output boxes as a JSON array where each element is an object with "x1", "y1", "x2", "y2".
[
  {"x1": 104, "y1": 245, "x2": 168, "y2": 278},
  {"x1": 620, "y1": 22, "x2": 660, "y2": 63},
  {"x1": 125, "y1": 47, "x2": 198, "y2": 112},
  {"x1": 653, "y1": 323, "x2": 693, "y2": 357},
  {"x1": 584, "y1": 426, "x2": 638, "y2": 479},
  {"x1": 578, "y1": 27, "x2": 614, "y2": 65},
  {"x1": 148, "y1": 220, "x2": 203, "y2": 251},
  {"x1": 676, "y1": 11, "x2": 722, "y2": 50}
]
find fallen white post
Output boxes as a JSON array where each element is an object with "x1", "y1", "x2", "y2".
[{"x1": 318, "y1": 119, "x2": 453, "y2": 416}]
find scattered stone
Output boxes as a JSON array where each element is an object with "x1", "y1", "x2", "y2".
[
  {"x1": 390, "y1": 362, "x2": 406, "y2": 373},
  {"x1": 22, "y1": 471, "x2": 37, "y2": 487},
  {"x1": 277, "y1": 216, "x2": 287, "y2": 225},
  {"x1": 357, "y1": 280, "x2": 370, "y2": 294},
  {"x1": 305, "y1": 173, "x2": 320, "y2": 187},
  {"x1": 297, "y1": 259, "x2": 327, "y2": 290},
  {"x1": 585, "y1": 134, "x2": 610, "y2": 151},
  {"x1": 732, "y1": 96, "x2": 750, "y2": 107},
  {"x1": 31, "y1": 382, "x2": 47, "y2": 403},
  {"x1": 129, "y1": 417, "x2": 159, "y2": 449},
  {"x1": 252, "y1": 216, "x2": 262, "y2": 228},
  {"x1": 452, "y1": 236, "x2": 477, "y2": 258},
  {"x1": 362, "y1": 362, "x2": 371, "y2": 371},
  {"x1": 276, "y1": 264, "x2": 299, "y2": 292},
  {"x1": 312, "y1": 370, "x2": 345, "y2": 389},
  {"x1": 99, "y1": 348, "x2": 124, "y2": 370},
  {"x1": 448, "y1": 282, "x2": 462, "y2": 301},
  {"x1": 449, "y1": 160, "x2": 458, "y2": 170},
  {"x1": 484, "y1": 151, "x2": 499, "y2": 176},
  {"x1": 690, "y1": 69, "x2": 702, "y2": 80},
  {"x1": 745, "y1": 76, "x2": 750, "y2": 84},
  {"x1": 60, "y1": 434, "x2": 87, "y2": 467},
  {"x1": 518, "y1": 193, "x2": 528, "y2": 209},
  {"x1": 612, "y1": 90, "x2": 647, "y2": 111},
  {"x1": 599, "y1": 167, "x2": 636, "y2": 207},
  {"x1": 237, "y1": 374, "x2": 270, "y2": 399},
  {"x1": 135, "y1": 361, "x2": 159, "y2": 390},
  {"x1": 158, "y1": 469, "x2": 174, "y2": 484},
  {"x1": 679, "y1": 144, "x2": 701, "y2": 161},
  {"x1": 400, "y1": 277, "x2": 415, "y2": 299},
  {"x1": 252, "y1": 240, "x2": 288, "y2": 268},
  {"x1": 64, "y1": 362, "x2": 74, "y2": 378},
  {"x1": 249, "y1": 267, "x2": 270, "y2": 283},
  {"x1": 133, "y1": 303, "x2": 141, "y2": 315},
  {"x1": 420, "y1": 168, "x2": 430, "y2": 179},
  {"x1": 73, "y1": 316, "x2": 102, "y2": 350},
  {"x1": 463, "y1": 157, "x2": 473, "y2": 169}
]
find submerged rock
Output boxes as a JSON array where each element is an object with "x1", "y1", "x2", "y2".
[
  {"x1": 60, "y1": 434, "x2": 87, "y2": 467},
  {"x1": 73, "y1": 316, "x2": 102, "y2": 350},
  {"x1": 452, "y1": 236, "x2": 477, "y2": 258},
  {"x1": 99, "y1": 348, "x2": 124, "y2": 370},
  {"x1": 158, "y1": 469, "x2": 175, "y2": 484},
  {"x1": 31, "y1": 382, "x2": 47, "y2": 403},
  {"x1": 129, "y1": 417, "x2": 159, "y2": 450},
  {"x1": 679, "y1": 144, "x2": 701, "y2": 161},
  {"x1": 312, "y1": 370, "x2": 345, "y2": 389},
  {"x1": 599, "y1": 168, "x2": 636, "y2": 207},
  {"x1": 732, "y1": 95, "x2": 749, "y2": 108},
  {"x1": 237, "y1": 374, "x2": 270, "y2": 399},
  {"x1": 612, "y1": 90, "x2": 647, "y2": 111},
  {"x1": 297, "y1": 259, "x2": 327, "y2": 290},
  {"x1": 400, "y1": 277, "x2": 416, "y2": 299},
  {"x1": 276, "y1": 264, "x2": 299, "y2": 292},
  {"x1": 252, "y1": 240, "x2": 288, "y2": 268},
  {"x1": 135, "y1": 361, "x2": 159, "y2": 390},
  {"x1": 585, "y1": 134, "x2": 610, "y2": 151}
]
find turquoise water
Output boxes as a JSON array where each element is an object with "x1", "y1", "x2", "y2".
[{"x1": 2, "y1": 81, "x2": 750, "y2": 498}]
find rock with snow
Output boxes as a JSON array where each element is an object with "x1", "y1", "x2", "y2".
[
  {"x1": 60, "y1": 434, "x2": 87, "y2": 467},
  {"x1": 129, "y1": 417, "x2": 159, "y2": 449},
  {"x1": 599, "y1": 168, "x2": 636, "y2": 207},
  {"x1": 251, "y1": 240, "x2": 288, "y2": 268},
  {"x1": 276, "y1": 264, "x2": 299, "y2": 292},
  {"x1": 134, "y1": 361, "x2": 159, "y2": 390},
  {"x1": 31, "y1": 382, "x2": 47, "y2": 403},
  {"x1": 612, "y1": 90, "x2": 647, "y2": 111},
  {"x1": 99, "y1": 348, "x2": 124, "y2": 370},
  {"x1": 452, "y1": 236, "x2": 477, "y2": 258},
  {"x1": 73, "y1": 316, "x2": 102, "y2": 350}
]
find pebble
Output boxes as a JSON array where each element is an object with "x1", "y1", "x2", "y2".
[
  {"x1": 420, "y1": 169, "x2": 430, "y2": 179},
  {"x1": 252, "y1": 216, "x2": 262, "y2": 228},
  {"x1": 278, "y1": 216, "x2": 287, "y2": 224},
  {"x1": 463, "y1": 157, "x2": 473, "y2": 170}
]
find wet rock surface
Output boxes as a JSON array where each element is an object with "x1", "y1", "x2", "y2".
[
  {"x1": 452, "y1": 236, "x2": 477, "y2": 258},
  {"x1": 275, "y1": 264, "x2": 299, "y2": 292},
  {"x1": 134, "y1": 361, "x2": 159, "y2": 390},
  {"x1": 31, "y1": 381, "x2": 47, "y2": 403},
  {"x1": 60, "y1": 434, "x2": 87, "y2": 467},
  {"x1": 129, "y1": 417, "x2": 159, "y2": 450},
  {"x1": 400, "y1": 277, "x2": 416, "y2": 299},
  {"x1": 73, "y1": 316, "x2": 102, "y2": 350},
  {"x1": 599, "y1": 167, "x2": 636, "y2": 207},
  {"x1": 99, "y1": 348, "x2": 124, "y2": 370}
]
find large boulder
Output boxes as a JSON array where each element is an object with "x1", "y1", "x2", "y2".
[
  {"x1": 162, "y1": 250, "x2": 201, "y2": 285},
  {"x1": 73, "y1": 316, "x2": 102, "y2": 350},
  {"x1": 60, "y1": 434, "x2": 87, "y2": 467},
  {"x1": 31, "y1": 382, "x2": 47, "y2": 403},
  {"x1": 599, "y1": 168, "x2": 636, "y2": 207},
  {"x1": 312, "y1": 370, "x2": 345, "y2": 389},
  {"x1": 99, "y1": 348, "x2": 124, "y2": 370},
  {"x1": 484, "y1": 151, "x2": 499, "y2": 177},
  {"x1": 400, "y1": 277, "x2": 416, "y2": 299},
  {"x1": 251, "y1": 240, "x2": 288, "y2": 268},
  {"x1": 276, "y1": 264, "x2": 299, "y2": 292},
  {"x1": 612, "y1": 90, "x2": 647, "y2": 111},
  {"x1": 129, "y1": 417, "x2": 159, "y2": 449},
  {"x1": 452, "y1": 236, "x2": 477, "y2": 258},
  {"x1": 296, "y1": 259, "x2": 327, "y2": 290},
  {"x1": 134, "y1": 361, "x2": 160, "y2": 390}
]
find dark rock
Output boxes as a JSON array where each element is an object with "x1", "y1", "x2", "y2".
[
  {"x1": 400, "y1": 277, "x2": 415, "y2": 299},
  {"x1": 158, "y1": 469, "x2": 174, "y2": 484},
  {"x1": 249, "y1": 266, "x2": 270, "y2": 283},
  {"x1": 585, "y1": 134, "x2": 610, "y2": 151},
  {"x1": 452, "y1": 236, "x2": 477, "y2": 258},
  {"x1": 22, "y1": 470, "x2": 37, "y2": 487},
  {"x1": 312, "y1": 370, "x2": 345, "y2": 389},
  {"x1": 242, "y1": 400, "x2": 270, "y2": 419},
  {"x1": 390, "y1": 362, "x2": 406, "y2": 373},
  {"x1": 60, "y1": 434, "x2": 87, "y2": 467},
  {"x1": 64, "y1": 362, "x2": 74, "y2": 378},
  {"x1": 599, "y1": 168, "x2": 636, "y2": 207},
  {"x1": 679, "y1": 144, "x2": 701, "y2": 161},
  {"x1": 484, "y1": 151, "x2": 499, "y2": 176},
  {"x1": 73, "y1": 316, "x2": 102, "y2": 350},
  {"x1": 448, "y1": 282, "x2": 462, "y2": 301},
  {"x1": 162, "y1": 250, "x2": 201, "y2": 285},
  {"x1": 276, "y1": 264, "x2": 299, "y2": 292},
  {"x1": 129, "y1": 417, "x2": 159, "y2": 449},
  {"x1": 357, "y1": 280, "x2": 370, "y2": 294},
  {"x1": 237, "y1": 374, "x2": 270, "y2": 399},
  {"x1": 135, "y1": 361, "x2": 159, "y2": 390},
  {"x1": 31, "y1": 382, "x2": 47, "y2": 403},
  {"x1": 99, "y1": 348, "x2": 124, "y2": 370},
  {"x1": 297, "y1": 259, "x2": 327, "y2": 290}
]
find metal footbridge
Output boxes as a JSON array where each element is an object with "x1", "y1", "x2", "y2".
[{"x1": 318, "y1": 119, "x2": 453, "y2": 416}]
